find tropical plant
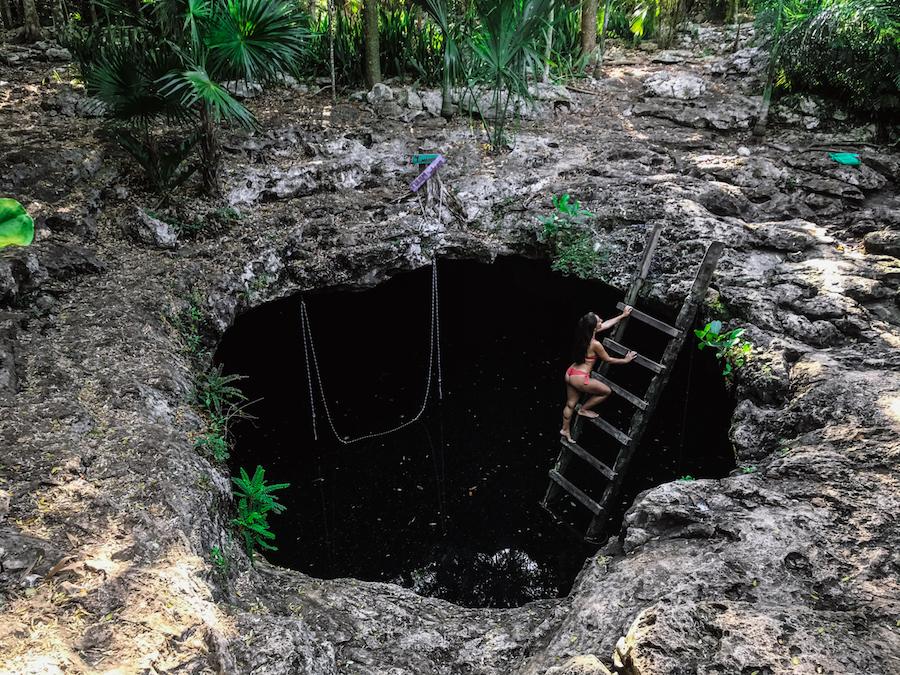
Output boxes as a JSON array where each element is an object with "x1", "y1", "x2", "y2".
[
  {"x1": 539, "y1": 193, "x2": 604, "y2": 278},
  {"x1": 467, "y1": 0, "x2": 554, "y2": 149},
  {"x1": 753, "y1": 0, "x2": 900, "y2": 131},
  {"x1": 64, "y1": 0, "x2": 310, "y2": 195},
  {"x1": 195, "y1": 364, "x2": 248, "y2": 418},
  {"x1": 418, "y1": 0, "x2": 467, "y2": 117},
  {"x1": 231, "y1": 465, "x2": 289, "y2": 558},
  {"x1": 210, "y1": 545, "x2": 230, "y2": 573},
  {"x1": 0, "y1": 199, "x2": 35, "y2": 248},
  {"x1": 195, "y1": 427, "x2": 230, "y2": 461},
  {"x1": 694, "y1": 320, "x2": 752, "y2": 378}
]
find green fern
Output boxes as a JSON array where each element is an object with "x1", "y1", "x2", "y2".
[{"x1": 231, "y1": 465, "x2": 289, "y2": 558}]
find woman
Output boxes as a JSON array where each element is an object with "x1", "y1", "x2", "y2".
[{"x1": 560, "y1": 307, "x2": 637, "y2": 442}]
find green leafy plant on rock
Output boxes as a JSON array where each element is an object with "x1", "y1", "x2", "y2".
[
  {"x1": 210, "y1": 545, "x2": 229, "y2": 574},
  {"x1": 0, "y1": 199, "x2": 35, "y2": 248},
  {"x1": 694, "y1": 320, "x2": 753, "y2": 378},
  {"x1": 196, "y1": 364, "x2": 248, "y2": 418},
  {"x1": 539, "y1": 193, "x2": 605, "y2": 279},
  {"x1": 195, "y1": 426, "x2": 230, "y2": 461},
  {"x1": 193, "y1": 364, "x2": 257, "y2": 462},
  {"x1": 231, "y1": 465, "x2": 289, "y2": 559}
]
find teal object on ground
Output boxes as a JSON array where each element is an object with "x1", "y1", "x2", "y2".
[
  {"x1": 0, "y1": 198, "x2": 34, "y2": 248},
  {"x1": 828, "y1": 152, "x2": 860, "y2": 166},
  {"x1": 411, "y1": 153, "x2": 440, "y2": 165}
]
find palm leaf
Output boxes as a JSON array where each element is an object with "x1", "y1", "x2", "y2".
[
  {"x1": 205, "y1": 0, "x2": 310, "y2": 82},
  {"x1": 159, "y1": 67, "x2": 258, "y2": 129}
]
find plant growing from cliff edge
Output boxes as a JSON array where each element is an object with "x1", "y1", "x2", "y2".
[
  {"x1": 231, "y1": 465, "x2": 289, "y2": 559},
  {"x1": 195, "y1": 427, "x2": 230, "y2": 461},
  {"x1": 539, "y1": 194, "x2": 605, "y2": 279},
  {"x1": 695, "y1": 320, "x2": 753, "y2": 379},
  {"x1": 196, "y1": 364, "x2": 248, "y2": 418},
  {"x1": 210, "y1": 545, "x2": 229, "y2": 574}
]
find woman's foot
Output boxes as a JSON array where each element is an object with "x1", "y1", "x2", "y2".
[
  {"x1": 577, "y1": 408, "x2": 599, "y2": 419},
  {"x1": 560, "y1": 429, "x2": 573, "y2": 442}
]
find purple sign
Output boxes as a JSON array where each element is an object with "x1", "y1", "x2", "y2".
[{"x1": 410, "y1": 155, "x2": 446, "y2": 192}]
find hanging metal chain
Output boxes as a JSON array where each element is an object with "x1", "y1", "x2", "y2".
[{"x1": 301, "y1": 258, "x2": 441, "y2": 445}]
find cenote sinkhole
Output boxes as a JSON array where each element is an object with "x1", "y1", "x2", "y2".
[{"x1": 216, "y1": 256, "x2": 736, "y2": 608}]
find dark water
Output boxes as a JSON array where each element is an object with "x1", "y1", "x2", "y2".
[{"x1": 216, "y1": 257, "x2": 735, "y2": 608}]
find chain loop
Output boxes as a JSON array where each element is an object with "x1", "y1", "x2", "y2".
[{"x1": 301, "y1": 257, "x2": 441, "y2": 445}]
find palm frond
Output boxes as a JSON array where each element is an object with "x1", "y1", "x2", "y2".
[
  {"x1": 205, "y1": 0, "x2": 310, "y2": 82},
  {"x1": 159, "y1": 67, "x2": 258, "y2": 128}
]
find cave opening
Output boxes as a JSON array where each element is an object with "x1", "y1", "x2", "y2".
[{"x1": 215, "y1": 256, "x2": 736, "y2": 608}]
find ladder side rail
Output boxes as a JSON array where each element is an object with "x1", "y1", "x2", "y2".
[{"x1": 586, "y1": 241, "x2": 724, "y2": 539}]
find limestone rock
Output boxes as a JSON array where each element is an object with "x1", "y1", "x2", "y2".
[
  {"x1": 713, "y1": 46, "x2": 768, "y2": 76},
  {"x1": 396, "y1": 87, "x2": 423, "y2": 110},
  {"x1": 642, "y1": 71, "x2": 707, "y2": 100},
  {"x1": 45, "y1": 47, "x2": 72, "y2": 61},
  {"x1": 544, "y1": 654, "x2": 613, "y2": 674},
  {"x1": 863, "y1": 230, "x2": 900, "y2": 258},
  {"x1": 650, "y1": 49, "x2": 692, "y2": 64},
  {"x1": 420, "y1": 89, "x2": 445, "y2": 116},
  {"x1": 366, "y1": 82, "x2": 394, "y2": 104},
  {"x1": 123, "y1": 209, "x2": 178, "y2": 249},
  {"x1": 223, "y1": 80, "x2": 263, "y2": 99}
]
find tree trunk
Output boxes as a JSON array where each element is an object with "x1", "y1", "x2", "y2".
[
  {"x1": 542, "y1": 6, "x2": 554, "y2": 82},
  {"x1": 307, "y1": 0, "x2": 316, "y2": 23},
  {"x1": 752, "y1": 0, "x2": 784, "y2": 136},
  {"x1": 327, "y1": 0, "x2": 335, "y2": 100},
  {"x1": 732, "y1": 0, "x2": 742, "y2": 52},
  {"x1": 440, "y1": 46, "x2": 453, "y2": 119},
  {"x1": 21, "y1": 0, "x2": 42, "y2": 42},
  {"x1": 52, "y1": 0, "x2": 65, "y2": 33},
  {"x1": 199, "y1": 104, "x2": 222, "y2": 196},
  {"x1": 579, "y1": 0, "x2": 597, "y2": 73},
  {"x1": 363, "y1": 0, "x2": 380, "y2": 89},
  {"x1": 0, "y1": 0, "x2": 13, "y2": 31}
]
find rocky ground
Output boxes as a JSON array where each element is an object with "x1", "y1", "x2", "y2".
[{"x1": 1, "y1": 23, "x2": 899, "y2": 675}]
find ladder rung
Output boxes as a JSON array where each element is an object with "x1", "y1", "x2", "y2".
[
  {"x1": 586, "y1": 415, "x2": 631, "y2": 445},
  {"x1": 591, "y1": 373, "x2": 648, "y2": 410},
  {"x1": 560, "y1": 438, "x2": 616, "y2": 480},
  {"x1": 603, "y1": 339, "x2": 666, "y2": 374},
  {"x1": 617, "y1": 302, "x2": 682, "y2": 337},
  {"x1": 548, "y1": 470, "x2": 603, "y2": 515}
]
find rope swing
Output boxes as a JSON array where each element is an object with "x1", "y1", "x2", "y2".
[{"x1": 300, "y1": 257, "x2": 443, "y2": 445}]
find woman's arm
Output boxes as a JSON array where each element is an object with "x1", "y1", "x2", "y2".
[
  {"x1": 598, "y1": 305, "x2": 633, "y2": 332},
  {"x1": 593, "y1": 343, "x2": 637, "y2": 365}
]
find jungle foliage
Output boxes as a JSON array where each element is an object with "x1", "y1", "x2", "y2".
[
  {"x1": 31, "y1": 0, "x2": 895, "y2": 176},
  {"x1": 62, "y1": 0, "x2": 309, "y2": 194},
  {"x1": 539, "y1": 193, "x2": 605, "y2": 279},
  {"x1": 753, "y1": 0, "x2": 899, "y2": 120}
]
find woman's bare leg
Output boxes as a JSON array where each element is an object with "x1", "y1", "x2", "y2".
[
  {"x1": 578, "y1": 381, "x2": 611, "y2": 417},
  {"x1": 560, "y1": 380, "x2": 580, "y2": 441}
]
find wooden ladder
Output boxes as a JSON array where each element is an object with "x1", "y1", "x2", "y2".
[{"x1": 541, "y1": 225, "x2": 724, "y2": 543}]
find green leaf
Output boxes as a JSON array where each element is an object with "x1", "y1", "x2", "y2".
[
  {"x1": 0, "y1": 199, "x2": 34, "y2": 248},
  {"x1": 709, "y1": 320, "x2": 723, "y2": 335},
  {"x1": 159, "y1": 68, "x2": 257, "y2": 129}
]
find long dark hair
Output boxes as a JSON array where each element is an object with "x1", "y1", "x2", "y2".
[{"x1": 571, "y1": 312, "x2": 599, "y2": 363}]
